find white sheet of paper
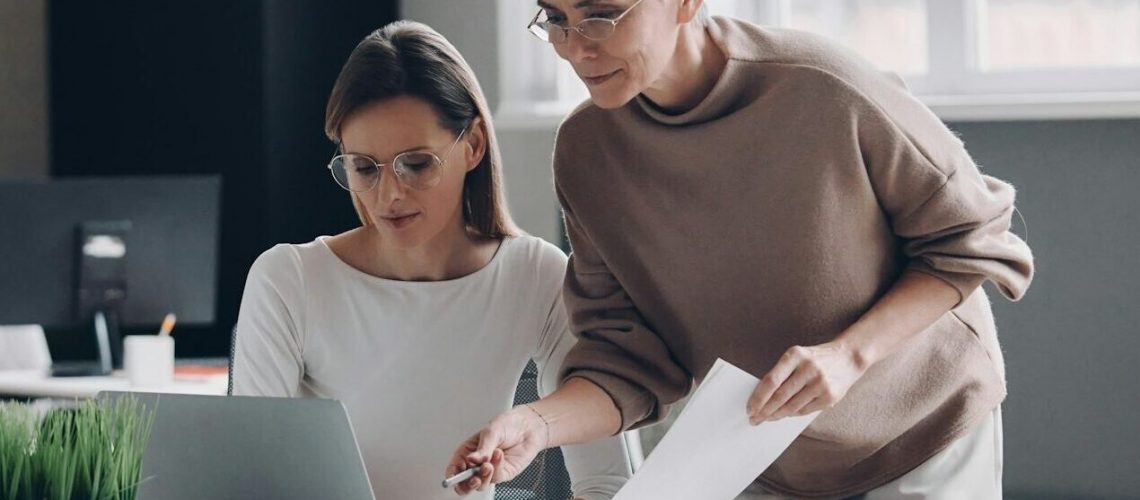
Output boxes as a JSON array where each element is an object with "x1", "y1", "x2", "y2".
[{"x1": 613, "y1": 358, "x2": 820, "y2": 500}]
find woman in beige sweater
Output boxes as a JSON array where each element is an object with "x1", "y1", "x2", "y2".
[{"x1": 446, "y1": 1, "x2": 1033, "y2": 498}]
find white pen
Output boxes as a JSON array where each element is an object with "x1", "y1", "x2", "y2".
[{"x1": 441, "y1": 464, "x2": 483, "y2": 489}]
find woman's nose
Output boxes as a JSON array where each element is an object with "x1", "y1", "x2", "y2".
[
  {"x1": 562, "y1": 30, "x2": 599, "y2": 65},
  {"x1": 375, "y1": 164, "x2": 405, "y2": 203}
]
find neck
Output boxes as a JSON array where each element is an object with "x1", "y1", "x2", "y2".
[
  {"x1": 368, "y1": 215, "x2": 490, "y2": 282},
  {"x1": 643, "y1": 21, "x2": 726, "y2": 114}
]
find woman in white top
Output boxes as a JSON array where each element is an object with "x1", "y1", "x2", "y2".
[{"x1": 230, "y1": 21, "x2": 631, "y2": 500}]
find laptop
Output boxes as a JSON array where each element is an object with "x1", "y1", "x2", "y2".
[{"x1": 98, "y1": 392, "x2": 375, "y2": 500}]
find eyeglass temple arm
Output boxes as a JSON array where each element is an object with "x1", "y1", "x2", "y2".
[{"x1": 615, "y1": 0, "x2": 644, "y2": 22}]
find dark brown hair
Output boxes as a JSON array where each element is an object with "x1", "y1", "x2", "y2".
[{"x1": 325, "y1": 21, "x2": 518, "y2": 239}]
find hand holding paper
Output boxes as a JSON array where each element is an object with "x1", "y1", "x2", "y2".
[
  {"x1": 748, "y1": 342, "x2": 867, "y2": 423},
  {"x1": 613, "y1": 359, "x2": 820, "y2": 500}
]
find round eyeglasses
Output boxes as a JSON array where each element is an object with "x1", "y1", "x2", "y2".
[
  {"x1": 527, "y1": 0, "x2": 644, "y2": 44},
  {"x1": 328, "y1": 127, "x2": 467, "y2": 193}
]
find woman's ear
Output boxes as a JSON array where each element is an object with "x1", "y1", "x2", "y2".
[
  {"x1": 464, "y1": 116, "x2": 488, "y2": 173},
  {"x1": 678, "y1": 0, "x2": 704, "y2": 24}
]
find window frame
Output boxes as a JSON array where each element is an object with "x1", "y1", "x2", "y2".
[{"x1": 495, "y1": 0, "x2": 1140, "y2": 127}]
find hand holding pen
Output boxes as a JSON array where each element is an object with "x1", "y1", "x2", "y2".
[
  {"x1": 443, "y1": 451, "x2": 500, "y2": 495},
  {"x1": 443, "y1": 404, "x2": 549, "y2": 495},
  {"x1": 441, "y1": 464, "x2": 484, "y2": 490}
]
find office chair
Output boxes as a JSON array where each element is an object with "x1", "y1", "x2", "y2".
[
  {"x1": 499, "y1": 362, "x2": 646, "y2": 499},
  {"x1": 495, "y1": 360, "x2": 574, "y2": 500},
  {"x1": 227, "y1": 326, "x2": 236, "y2": 396}
]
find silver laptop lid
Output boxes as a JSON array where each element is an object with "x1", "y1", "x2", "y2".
[{"x1": 98, "y1": 392, "x2": 375, "y2": 500}]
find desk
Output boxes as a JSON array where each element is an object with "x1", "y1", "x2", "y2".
[{"x1": 0, "y1": 369, "x2": 228, "y2": 399}]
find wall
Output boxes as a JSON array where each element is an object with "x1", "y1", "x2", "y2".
[
  {"x1": 950, "y1": 118, "x2": 1140, "y2": 499},
  {"x1": 0, "y1": 0, "x2": 48, "y2": 180}
]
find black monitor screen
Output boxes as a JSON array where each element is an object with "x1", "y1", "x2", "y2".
[{"x1": 0, "y1": 176, "x2": 220, "y2": 328}]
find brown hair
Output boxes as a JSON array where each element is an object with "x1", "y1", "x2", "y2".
[{"x1": 325, "y1": 21, "x2": 518, "y2": 239}]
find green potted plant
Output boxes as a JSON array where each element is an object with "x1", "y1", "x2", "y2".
[{"x1": 1, "y1": 397, "x2": 154, "y2": 500}]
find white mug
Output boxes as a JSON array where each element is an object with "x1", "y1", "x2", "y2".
[{"x1": 124, "y1": 335, "x2": 174, "y2": 388}]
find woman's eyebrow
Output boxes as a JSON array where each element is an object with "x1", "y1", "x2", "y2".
[
  {"x1": 344, "y1": 144, "x2": 431, "y2": 158},
  {"x1": 537, "y1": 0, "x2": 612, "y2": 10}
]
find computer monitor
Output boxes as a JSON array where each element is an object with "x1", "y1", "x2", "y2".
[{"x1": 0, "y1": 176, "x2": 220, "y2": 375}]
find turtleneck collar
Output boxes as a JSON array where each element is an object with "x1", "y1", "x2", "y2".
[{"x1": 633, "y1": 16, "x2": 754, "y2": 126}]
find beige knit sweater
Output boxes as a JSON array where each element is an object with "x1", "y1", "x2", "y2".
[{"x1": 554, "y1": 16, "x2": 1034, "y2": 498}]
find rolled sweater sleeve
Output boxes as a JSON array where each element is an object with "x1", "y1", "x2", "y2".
[
  {"x1": 850, "y1": 76, "x2": 1034, "y2": 304},
  {"x1": 556, "y1": 184, "x2": 693, "y2": 432}
]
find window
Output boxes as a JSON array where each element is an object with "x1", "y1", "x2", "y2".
[
  {"x1": 781, "y1": 0, "x2": 929, "y2": 75},
  {"x1": 980, "y1": 0, "x2": 1140, "y2": 71},
  {"x1": 496, "y1": 0, "x2": 1140, "y2": 124}
]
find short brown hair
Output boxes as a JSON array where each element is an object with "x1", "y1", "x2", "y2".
[{"x1": 325, "y1": 21, "x2": 518, "y2": 239}]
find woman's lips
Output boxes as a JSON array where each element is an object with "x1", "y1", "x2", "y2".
[
  {"x1": 582, "y1": 69, "x2": 620, "y2": 86},
  {"x1": 381, "y1": 213, "x2": 419, "y2": 230}
]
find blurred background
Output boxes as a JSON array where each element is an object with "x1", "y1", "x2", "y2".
[{"x1": 2, "y1": 1, "x2": 1138, "y2": 498}]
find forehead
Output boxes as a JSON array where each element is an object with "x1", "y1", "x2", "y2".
[
  {"x1": 339, "y1": 96, "x2": 446, "y2": 153},
  {"x1": 538, "y1": 0, "x2": 624, "y2": 10}
]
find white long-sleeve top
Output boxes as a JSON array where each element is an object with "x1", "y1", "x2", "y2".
[{"x1": 230, "y1": 235, "x2": 631, "y2": 500}]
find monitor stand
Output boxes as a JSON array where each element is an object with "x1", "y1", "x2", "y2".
[{"x1": 52, "y1": 220, "x2": 131, "y2": 377}]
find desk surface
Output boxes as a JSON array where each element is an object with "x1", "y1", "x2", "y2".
[{"x1": 0, "y1": 369, "x2": 228, "y2": 398}]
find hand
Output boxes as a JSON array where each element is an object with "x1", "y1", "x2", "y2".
[
  {"x1": 445, "y1": 405, "x2": 548, "y2": 495},
  {"x1": 746, "y1": 341, "x2": 868, "y2": 424}
]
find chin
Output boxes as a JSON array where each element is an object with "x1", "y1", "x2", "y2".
[
  {"x1": 585, "y1": 78, "x2": 640, "y2": 109},
  {"x1": 370, "y1": 219, "x2": 430, "y2": 248}
]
